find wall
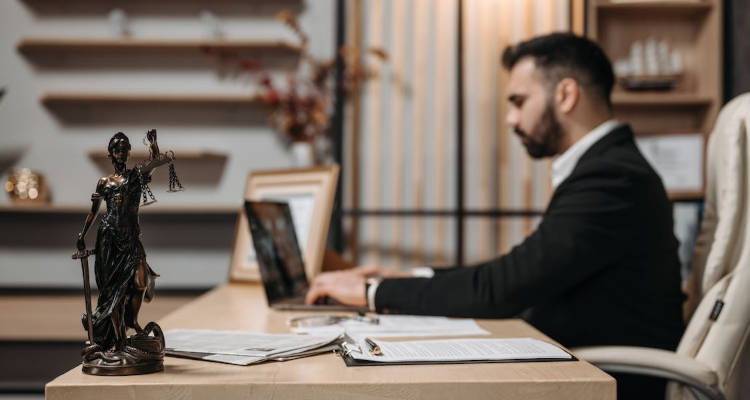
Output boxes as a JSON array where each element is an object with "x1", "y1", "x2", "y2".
[
  {"x1": 0, "y1": 0, "x2": 334, "y2": 288},
  {"x1": 344, "y1": 0, "x2": 570, "y2": 268}
]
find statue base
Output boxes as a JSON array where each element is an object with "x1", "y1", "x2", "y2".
[
  {"x1": 82, "y1": 322, "x2": 165, "y2": 376},
  {"x1": 82, "y1": 359, "x2": 163, "y2": 376}
]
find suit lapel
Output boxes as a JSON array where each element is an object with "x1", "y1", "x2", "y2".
[{"x1": 545, "y1": 124, "x2": 635, "y2": 210}]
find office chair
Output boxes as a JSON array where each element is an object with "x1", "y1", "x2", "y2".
[{"x1": 573, "y1": 93, "x2": 750, "y2": 400}]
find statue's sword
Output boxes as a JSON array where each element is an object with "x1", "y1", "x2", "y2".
[{"x1": 72, "y1": 249, "x2": 96, "y2": 345}]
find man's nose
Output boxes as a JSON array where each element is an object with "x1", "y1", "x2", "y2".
[{"x1": 505, "y1": 109, "x2": 519, "y2": 128}]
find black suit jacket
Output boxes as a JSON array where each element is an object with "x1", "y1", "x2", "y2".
[{"x1": 376, "y1": 125, "x2": 685, "y2": 350}]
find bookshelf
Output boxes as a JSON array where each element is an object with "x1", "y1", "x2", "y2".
[{"x1": 587, "y1": 0, "x2": 722, "y2": 199}]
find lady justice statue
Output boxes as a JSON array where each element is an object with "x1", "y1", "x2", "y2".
[{"x1": 73, "y1": 129, "x2": 183, "y2": 375}]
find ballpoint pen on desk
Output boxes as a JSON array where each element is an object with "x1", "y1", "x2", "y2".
[{"x1": 364, "y1": 337, "x2": 382, "y2": 356}]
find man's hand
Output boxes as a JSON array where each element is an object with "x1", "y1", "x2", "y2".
[
  {"x1": 304, "y1": 264, "x2": 416, "y2": 306},
  {"x1": 305, "y1": 269, "x2": 367, "y2": 306}
]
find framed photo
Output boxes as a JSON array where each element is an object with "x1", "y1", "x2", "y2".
[
  {"x1": 229, "y1": 165, "x2": 340, "y2": 282},
  {"x1": 635, "y1": 133, "x2": 704, "y2": 193}
]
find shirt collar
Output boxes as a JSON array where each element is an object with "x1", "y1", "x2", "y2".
[{"x1": 551, "y1": 119, "x2": 622, "y2": 189}]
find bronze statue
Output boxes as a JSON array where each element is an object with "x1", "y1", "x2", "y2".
[{"x1": 74, "y1": 129, "x2": 182, "y2": 375}]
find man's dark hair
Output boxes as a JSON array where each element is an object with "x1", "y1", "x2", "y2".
[{"x1": 501, "y1": 33, "x2": 614, "y2": 107}]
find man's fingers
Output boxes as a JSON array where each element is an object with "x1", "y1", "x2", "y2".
[
  {"x1": 305, "y1": 285, "x2": 326, "y2": 304},
  {"x1": 357, "y1": 263, "x2": 381, "y2": 277}
]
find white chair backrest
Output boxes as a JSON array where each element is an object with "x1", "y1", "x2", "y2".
[{"x1": 669, "y1": 93, "x2": 750, "y2": 400}]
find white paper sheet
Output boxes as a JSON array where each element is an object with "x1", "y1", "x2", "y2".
[
  {"x1": 169, "y1": 344, "x2": 340, "y2": 366},
  {"x1": 165, "y1": 329, "x2": 339, "y2": 358},
  {"x1": 291, "y1": 315, "x2": 490, "y2": 338},
  {"x1": 201, "y1": 353, "x2": 265, "y2": 365},
  {"x1": 348, "y1": 337, "x2": 572, "y2": 363}
]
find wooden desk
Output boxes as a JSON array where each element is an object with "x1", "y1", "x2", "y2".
[{"x1": 46, "y1": 283, "x2": 615, "y2": 400}]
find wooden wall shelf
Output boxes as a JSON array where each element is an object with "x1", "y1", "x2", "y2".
[
  {"x1": 42, "y1": 93, "x2": 268, "y2": 125},
  {"x1": 20, "y1": 0, "x2": 304, "y2": 17},
  {"x1": 18, "y1": 38, "x2": 300, "y2": 70},
  {"x1": 668, "y1": 190, "x2": 704, "y2": 202},
  {"x1": 87, "y1": 148, "x2": 227, "y2": 161},
  {"x1": 597, "y1": 1, "x2": 712, "y2": 15},
  {"x1": 611, "y1": 93, "x2": 714, "y2": 107},
  {"x1": 0, "y1": 293, "x2": 198, "y2": 341},
  {"x1": 18, "y1": 38, "x2": 299, "y2": 55},
  {"x1": 0, "y1": 204, "x2": 239, "y2": 215},
  {"x1": 43, "y1": 93, "x2": 264, "y2": 106},
  {"x1": 86, "y1": 147, "x2": 230, "y2": 187}
]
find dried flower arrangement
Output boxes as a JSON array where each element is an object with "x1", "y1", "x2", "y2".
[{"x1": 202, "y1": 10, "x2": 387, "y2": 164}]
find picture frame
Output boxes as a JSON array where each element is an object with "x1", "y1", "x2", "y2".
[{"x1": 228, "y1": 165, "x2": 340, "y2": 282}]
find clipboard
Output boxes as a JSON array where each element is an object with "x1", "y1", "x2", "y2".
[
  {"x1": 338, "y1": 351, "x2": 578, "y2": 367},
  {"x1": 337, "y1": 338, "x2": 578, "y2": 367}
]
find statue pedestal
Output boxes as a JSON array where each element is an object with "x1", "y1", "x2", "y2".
[{"x1": 82, "y1": 322, "x2": 165, "y2": 376}]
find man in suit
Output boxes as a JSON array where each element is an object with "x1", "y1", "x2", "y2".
[{"x1": 307, "y1": 33, "x2": 685, "y2": 399}]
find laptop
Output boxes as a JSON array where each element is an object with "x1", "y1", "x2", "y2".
[{"x1": 244, "y1": 200, "x2": 367, "y2": 312}]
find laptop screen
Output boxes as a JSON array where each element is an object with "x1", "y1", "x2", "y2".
[{"x1": 244, "y1": 201, "x2": 309, "y2": 304}]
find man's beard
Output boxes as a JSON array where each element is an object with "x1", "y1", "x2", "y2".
[{"x1": 514, "y1": 103, "x2": 563, "y2": 159}]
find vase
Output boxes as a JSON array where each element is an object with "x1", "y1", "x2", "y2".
[{"x1": 290, "y1": 141, "x2": 314, "y2": 167}]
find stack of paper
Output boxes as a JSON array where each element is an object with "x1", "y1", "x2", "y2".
[
  {"x1": 165, "y1": 329, "x2": 340, "y2": 365},
  {"x1": 291, "y1": 315, "x2": 490, "y2": 338}
]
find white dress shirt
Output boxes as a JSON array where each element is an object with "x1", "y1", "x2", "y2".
[{"x1": 551, "y1": 119, "x2": 622, "y2": 189}]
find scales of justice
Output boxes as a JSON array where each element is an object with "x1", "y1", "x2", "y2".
[{"x1": 72, "y1": 129, "x2": 183, "y2": 375}]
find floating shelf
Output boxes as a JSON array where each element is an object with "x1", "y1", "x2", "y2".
[
  {"x1": 0, "y1": 293, "x2": 197, "y2": 341},
  {"x1": 0, "y1": 204, "x2": 239, "y2": 215},
  {"x1": 87, "y1": 148, "x2": 227, "y2": 161},
  {"x1": 668, "y1": 190, "x2": 704, "y2": 202},
  {"x1": 18, "y1": 38, "x2": 300, "y2": 70},
  {"x1": 18, "y1": 38, "x2": 299, "y2": 55},
  {"x1": 612, "y1": 93, "x2": 714, "y2": 107},
  {"x1": 42, "y1": 93, "x2": 268, "y2": 125},
  {"x1": 86, "y1": 147, "x2": 230, "y2": 187},
  {"x1": 597, "y1": 0, "x2": 712, "y2": 15},
  {"x1": 43, "y1": 93, "x2": 265, "y2": 106},
  {"x1": 20, "y1": 0, "x2": 304, "y2": 17}
]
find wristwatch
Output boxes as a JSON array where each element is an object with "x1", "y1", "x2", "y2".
[{"x1": 365, "y1": 277, "x2": 382, "y2": 295}]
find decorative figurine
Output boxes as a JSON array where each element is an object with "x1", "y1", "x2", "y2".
[
  {"x1": 73, "y1": 129, "x2": 182, "y2": 375},
  {"x1": 5, "y1": 168, "x2": 50, "y2": 203}
]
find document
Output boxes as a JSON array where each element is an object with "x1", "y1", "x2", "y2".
[
  {"x1": 291, "y1": 315, "x2": 490, "y2": 338},
  {"x1": 165, "y1": 329, "x2": 340, "y2": 365},
  {"x1": 342, "y1": 337, "x2": 574, "y2": 366},
  {"x1": 635, "y1": 134, "x2": 703, "y2": 191}
]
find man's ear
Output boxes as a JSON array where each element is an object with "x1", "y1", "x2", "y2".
[{"x1": 555, "y1": 78, "x2": 579, "y2": 114}]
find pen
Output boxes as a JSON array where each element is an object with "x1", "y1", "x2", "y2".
[{"x1": 364, "y1": 337, "x2": 382, "y2": 356}]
